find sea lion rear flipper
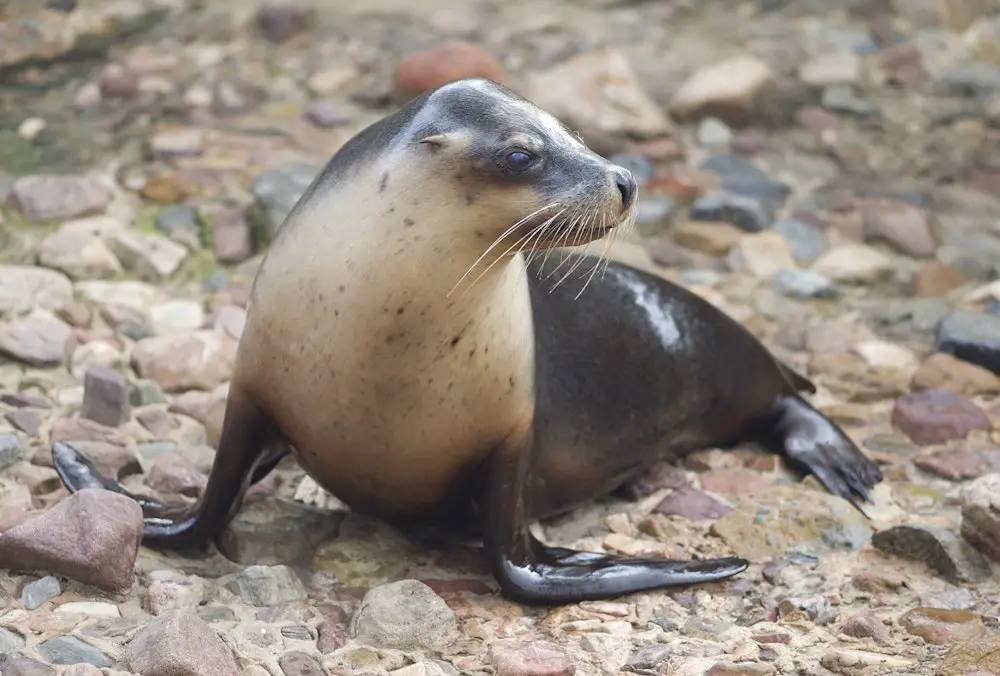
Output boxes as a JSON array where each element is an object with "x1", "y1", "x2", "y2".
[
  {"x1": 479, "y1": 430, "x2": 749, "y2": 604},
  {"x1": 52, "y1": 384, "x2": 287, "y2": 551},
  {"x1": 748, "y1": 394, "x2": 883, "y2": 515}
]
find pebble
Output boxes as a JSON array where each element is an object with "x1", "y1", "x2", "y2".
[
  {"x1": 0, "y1": 310, "x2": 74, "y2": 367},
  {"x1": 935, "y1": 310, "x2": 1000, "y2": 375},
  {"x1": 734, "y1": 231, "x2": 796, "y2": 279},
  {"x1": 255, "y1": 2, "x2": 315, "y2": 42},
  {"x1": 697, "y1": 117, "x2": 733, "y2": 146},
  {"x1": 21, "y1": 575, "x2": 61, "y2": 609},
  {"x1": 278, "y1": 651, "x2": 326, "y2": 676},
  {"x1": 8, "y1": 174, "x2": 110, "y2": 223},
  {"x1": 891, "y1": 389, "x2": 992, "y2": 445},
  {"x1": 201, "y1": 204, "x2": 253, "y2": 265},
  {"x1": 871, "y1": 523, "x2": 992, "y2": 584},
  {"x1": 155, "y1": 204, "x2": 199, "y2": 237},
  {"x1": 250, "y1": 163, "x2": 320, "y2": 240},
  {"x1": 0, "y1": 655, "x2": 57, "y2": 675},
  {"x1": 960, "y1": 473, "x2": 1000, "y2": 563},
  {"x1": 132, "y1": 330, "x2": 237, "y2": 392},
  {"x1": 149, "y1": 300, "x2": 205, "y2": 336},
  {"x1": 0, "y1": 488, "x2": 143, "y2": 592},
  {"x1": 0, "y1": 626, "x2": 26, "y2": 652},
  {"x1": 799, "y1": 50, "x2": 861, "y2": 87},
  {"x1": 860, "y1": 198, "x2": 937, "y2": 257},
  {"x1": 349, "y1": 579, "x2": 458, "y2": 651},
  {"x1": 673, "y1": 221, "x2": 744, "y2": 255},
  {"x1": 654, "y1": 485, "x2": 732, "y2": 521},
  {"x1": 669, "y1": 54, "x2": 776, "y2": 124},
  {"x1": 0, "y1": 433, "x2": 23, "y2": 470},
  {"x1": 110, "y1": 230, "x2": 188, "y2": 282},
  {"x1": 772, "y1": 218, "x2": 829, "y2": 264},
  {"x1": 126, "y1": 608, "x2": 240, "y2": 676},
  {"x1": 80, "y1": 365, "x2": 130, "y2": 427},
  {"x1": 0, "y1": 265, "x2": 74, "y2": 314},
  {"x1": 38, "y1": 216, "x2": 123, "y2": 280},
  {"x1": 488, "y1": 640, "x2": 574, "y2": 676},
  {"x1": 911, "y1": 352, "x2": 1000, "y2": 396},
  {"x1": 699, "y1": 155, "x2": 791, "y2": 201},
  {"x1": 810, "y1": 244, "x2": 894, "y2": 284},
  {"x1": 234, "y1": 564, "x2": 308, "y2": 606},
  {"x1": 690, "y1": 192, "x2": 773, "y2": 232},
  {"x1": 303, "y1": 99, "x2": 352, "y2": 128},
  {"x1": 773, "y1": 268, "x2": 838, "y2": 299},
  {"x1": 37, "y1": 636, "x2": 111, "y2": 668},
  {"x1": 396, "y1": 41, "x2": 507, "y2": 96},
  {"x1": 218, "y1": 497, "x2": 343, "y2": 565},
  {"x1": 840, "y1": 610, "x2": 890, "y2": 644},
  {"x1": 938, "y1": 636, "x2": 1000, "y2": 675},
  {"x1": 899, "y1": 607, "x2": 987, "y2": 645}
]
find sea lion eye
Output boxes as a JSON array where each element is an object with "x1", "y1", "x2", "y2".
[{"x1": 503, "y1": 150, "x2": 535, "y2": 172}]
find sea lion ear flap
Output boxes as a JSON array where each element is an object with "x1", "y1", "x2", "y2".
[{"x1": 417, "y1": 133, "x2": 449, "y2": 153}]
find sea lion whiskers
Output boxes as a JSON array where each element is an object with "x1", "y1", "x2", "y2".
[{"x1": 575, "y1": 211, "x2": 616, "y2": 301}]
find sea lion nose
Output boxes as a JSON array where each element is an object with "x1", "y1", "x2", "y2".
[{"x1": 614, "y1": 168, "x2": 637, "y2": 213}]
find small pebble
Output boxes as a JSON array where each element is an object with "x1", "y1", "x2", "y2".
[{"x1": 21, "y1": 575, "x2": 61, "y2": 610}]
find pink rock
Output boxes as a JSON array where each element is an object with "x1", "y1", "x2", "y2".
[
  {"x1": 840, "y1": 610, "x2": 891, "y2": 644},
  {"x1": 0, "y1": 483, "x2": 37, "y2": 532},
  {"x1": 146, "y1": 453, "x2": 208, "y2": 498},
  {"x1": 489, "y1": 640, "x2": 575, "y2": 676},
  {"x1": 0, "y1": 312, "x2": 74, "y2": 366},
  {"x1": 891, "y1": 390, "x2": 992, "y2": 445},
  {"x1": 915, "y1": 448, "x2": 1000, "y2": 481},
  {"x1": 622, "y1": 462, "x2": 688, "y2": 499},
  {"x1": 654, "y1": 486, "x2": 732, "y2": 522},
  {"x1": 0, "y1": 488, "x2": 142, "y2": 592},
  {"x1": 126, "y1": 608, "x2": 240, "y2": 676},
  {"x1": 699, "y1": 468, "x2": 772, "y2": 496}
]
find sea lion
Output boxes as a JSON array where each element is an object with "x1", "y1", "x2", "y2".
[{"x1": 53, "y1": 78, "x2": 882, "y2": 605}]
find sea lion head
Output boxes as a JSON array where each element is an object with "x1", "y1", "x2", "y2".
[{"x1": 379, "y1": 78, "x2": 638, "y2": 256}]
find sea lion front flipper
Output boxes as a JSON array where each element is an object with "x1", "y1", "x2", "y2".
[
  {"x1": 52, "y1": 384, "x2": 286, "y2": 550},
  {"x1": 748, "y1": 394, "x2": 883, "y2": 514},
  {"x1": 479, "y1": 429, "x2": 749, "y2": 605}
]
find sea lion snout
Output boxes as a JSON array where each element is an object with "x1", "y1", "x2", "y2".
[{"x1": 611, "y1": 166, "x2": 637, "y2": 214}]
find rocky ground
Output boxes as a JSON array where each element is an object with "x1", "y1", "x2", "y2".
[{"x1": 1, "y1": 0, "x2": 1000, "y2": 674}]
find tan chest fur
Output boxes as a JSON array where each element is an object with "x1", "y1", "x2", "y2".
[{"x1": 234, "y1": 168, "x2": 537, "y2": 517}]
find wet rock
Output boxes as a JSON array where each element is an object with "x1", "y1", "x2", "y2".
[
  {"x1": 860, "y1": 198, "x2": 937, "y2": 257},
  {"x1": 218, "y1": 497, "x2": 345, "y2": 565},
  {"x1": 655, "y1": 485, "x2": 732, "y2": 521},
  {"x1": 349, "y1": 579, "x2": 458, "y2": 650},
  {"x1": 799, "y1": 50, "x2": 861, "y2": 87},
  {"x1": 0, "y1": 265, "x2": 74, "y2": 314},
  {"x1": 960, "y1": 473, "x2": 1000, "y2": 563},
  {"x1": 38, "y1": 216, "x2": 123, "y2": 280},
  {"x1": 939, "y1": 636, "x2": 1000, "y2": 675},
  {"x1": 891, "y1": 389, "x2": 992, "y2": 445},
  {"x1": 279, "y1": 651, "x2": 325, "y2": 676},
  {"x1": 249, "y1": 163, "x2": 321, "y2": 241},
  {"x1": 840, "y1": 611, "x2": 890, "y2": 644},
  {"x1": 488, "y1": 640, "x2": 574, "y2": 676},
  {"x1": 0, "y1": 433, "x2": 23, "y2": 470},
  {"x1": 126, "y1": 608, "x2": 240, "y2": 676},
  {"x1": 690, "y1": 192, "x2": 773, "y2": 232},
  {"x1": 234, "y1": 565, "x2": 308, "y2": 606},
  {"x1": 524, "y1": 48, "x2": 672, "y2": 149},
  {"x1": 21, "y1": 574, "x2": 61, "y2": 609},
  {"x1": 899, "y1": 607, "x2": 987, "y2": 645},
  {"x1": 772, "y1": 218, "x2": 828, "y2": 264},
  {"x1": 0, "y1": 655, "x2": 57, "y2": 676},
  {"x1": 811, "y1": 244, "x2": 894, "y2": 284},
  {"x1": 669, "y1": 54, "x2": 776, "y2": 125},
  {"x1": 672, "y1": 221, "x2": 743, "y2": 255},
  {"x1": 256, "y1": 2, "x2": 315, "y2": 42},
  {"x1": 132, "y1": 330, "x2": 237, "y2": 392},
  {"x1": 8, "y1": 175, "x2": 109, "y2": 223},
  {"x1": 37, "y1": 636, "x2": 111, "y2": 668},
  {"x1": 871, "y1": 523, "x2": 992, "y2": 584},
  {"x1": 79, "y1": 365, "x2": 130, "y2": 427},
  {"x1": 911, "y1": 353, "x2": 1000, "y2": 396},
  {"x1": 396, "y1": 41, "x2": 507, "y2": 96},
  {"x1": 935, "y1": 310, "x2": 1000, "y2": 375},
  {"x1": 0, "y1": 311, "x2": 74, "y2": 367},
  {"x1": 0, "y1": 488, "x2": 142, "y2": 592},
  {"x1": 773, "y1": 269, "x2": 838, "y2": 299},
  {"x1": 110, "y1": 230, "x2": 188, "y2": 281}
]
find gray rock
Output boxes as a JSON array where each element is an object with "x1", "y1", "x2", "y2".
[
  {"x1": 821, "y1": 84, "x2": 877, "y2": 116},
  {"x1": 0, "y1": 626, "x2": 26, "y2": 653},
  {"x1": 632, "y1": 195, "x2": 676, "y2": 235},
  {"x1": 690, "y1": 192, "x2": 774, "y2": 232},
  {"x1": 773, "y1": 218, "x2": 829, "y2": 264},
  {"x1": 233, "y1": 565, "x2": 308, "y2": 606},
  {"x1": 20, "y1": 575, "x2": 61, "y2": 610},
  {"x1": 278, "y1": 651, "x2": 325, "y2": 676},
  {"x1": 698, "y1": 154, "x2": 791, "y2": 201},
  {"x1": 696, "y1": 117, "x2": 733, "y2": 146},
  {"x1": 129, "y1": 378, "x2": 168, "y2": 406},
  {"x1": 772, "y1": 268, "x2": 838, "y2": 299},
  {"x1": 37, "y1": 636, "x2": 111, "y2": 668},
  {"x1": 280, "y1": 625, "x2": 314, "y2": 641},
  {"x1": 0, "y1": 654, "x2": 56, "y2": 676},
  {"x1": 871, "y1": 523, "x2": 992, "y2": 584},
  {"x1": 0, "y1": 312, "x2": 74, "y2": 367},
  {"x1": 938, "y1": 64, "x2": 1000, "y2": 97},
  {"x1": 0, "y1": 265, "x2": 74, "y2": 315},
  {"x1": 155, "y1": 205, "x2": 200, "y2": 237},
  {"x1": 960, "y1": 473, "x2": 1000, "y2": 564},
  {"x1": 349, "y1": 579, "x2": 458, "y2": 651},
  {"x1": 8, "y1": 174, "x2": 109, "y2": 223},
  {"x1": 80, "y1": 365, "x2": 130, "y2": 427},
  {"x1": 218, "y1": 498, "x2": 345, "y2": 566},
  {"x1": 935, "y1": 310, "x2": 1000, "y2": 375},
  {"x1": 607, "y1": 153, "x2": 654, "y2": 185},
  {"x1": 303, "y1": 99, "x2": 353, "y2": 128},
  {"x1": 249, "y1": 163, "x2": 321, "y2": 241},
  {"x1": 0, "y1": 433, "x2": 23, "y2": 471}
]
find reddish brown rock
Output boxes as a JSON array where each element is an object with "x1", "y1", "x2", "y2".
[
  {"x1": 395, "y1": 41, "x2": 507, "y2": 97},
  {"x1": 146, "y1": 453, "x2": 208, "y2": 498},
  {"x1": 960, "y1": 473, "x2": 1000, "y2": 564},
  {"x1": 840, "y1": 610, "x2": 891, "y2": 644},
  {"x1": 126, "y1": 608, "x2": 240, "y2": 676},
  {"x1": 489, "y1": 640, "x2": 575, "y2": 676},
  {"x1": 914, "y1": 262, "x2": 969, "y2": 298},
  {"x1": 891, "y1": 390, "x2": 992, "y2": 445},
  {"x1": 911, "y1": 353, "x2": 1000, "y2": 397},
  {"x1": 699, "y1": 469, "x2": 772, "y2": 496},
  {"x1": 878, "y1": 43, "x2": 927, "y2": 87},
  {"x1": 317, "y1": 620, "x2": 347, "y2": 654},
  {"x1": 899, "y1": 607, "x2": 986, "y2": 645},
  {"x1": 915, "y1": 448, "x2": 1000, "y2": 481},
  {"x1": 654, "y1": 486, "x2": 732, "y2": 521},
  {"x1": 0, "y1": 488, "x2": 142, "y2": 592}
]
